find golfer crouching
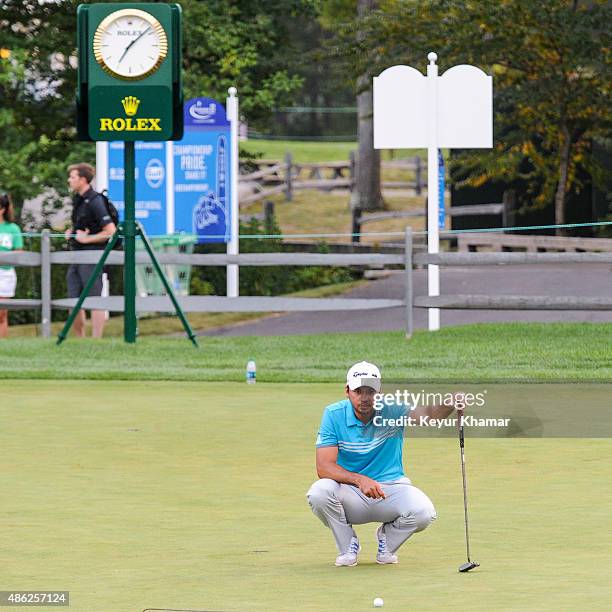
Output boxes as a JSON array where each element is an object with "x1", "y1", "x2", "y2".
[{"x1": 307, "y1": 361, "x2": 458, "y2": 567}]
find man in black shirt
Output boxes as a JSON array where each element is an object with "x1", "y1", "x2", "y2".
[{"x1": 65, "y1": 163, "x2": 117, "y2": 338}]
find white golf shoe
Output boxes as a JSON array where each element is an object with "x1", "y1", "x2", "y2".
[
  {"x1": 376, "y1": 526, "x2": 398, "y2": 564},
  {"x1": 334, "y1": 536, "x2": 361, "y2": 567}
]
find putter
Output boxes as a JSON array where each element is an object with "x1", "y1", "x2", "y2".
[{"x1": 456, "y1": 408, "x2": 479, "y2": 573}]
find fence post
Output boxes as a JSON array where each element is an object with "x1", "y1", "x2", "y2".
[
  {"x1": 264, "y1": 200, "x2": 275, "y2": 234},
  {"x1": 351, "y1": 207, "x2": 361, "y2": 244},
  {"x1": 404, "y1": 226, "x2": 413, "y2": 338},
  {"x1": 502, "y1": 189, "x2": 516, "y2": 231},
  {"x1": 40, "y1": 229, "x2": 51, "y2": 338},
  {"x1": 415, "y1": 156, "x2": 422, "y2": 195},
  {"x1": 350, "y1": 149, "x2": 360, "y2": 243},
  {"x1": 284, "y1": 152, "x2": 293, "y2": 202}
]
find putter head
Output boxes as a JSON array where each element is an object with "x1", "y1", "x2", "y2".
[{"x1": 458, "y1": 561, "x2": 480, "y2": 572}]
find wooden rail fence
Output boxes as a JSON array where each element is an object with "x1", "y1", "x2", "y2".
[
  {"x1": 239, "y1": 153, "x2": 426, "y2": 204},
  {"x1": 2, "y1": 229, "x2": 611, "y2": 339},
  {"x1": 458, "y1": 233, "x2": 612, "y2": 253}
]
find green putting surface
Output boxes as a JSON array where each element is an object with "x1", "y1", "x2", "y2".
[{"x1": 2, "y1": 381, "x2": 611, "y2": 611}]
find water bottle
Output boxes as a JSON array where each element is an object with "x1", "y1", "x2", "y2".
[{"x1": 246, "y1": 359, "x2": 256, "y2": 384}]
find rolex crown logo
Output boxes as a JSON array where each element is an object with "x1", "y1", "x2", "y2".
[
  {"x1": 99, "y1": 96, "x2": 161, "y2": 133},
  {"x1": 121, "y1": 96, "x2": 140, "y2": 117}
]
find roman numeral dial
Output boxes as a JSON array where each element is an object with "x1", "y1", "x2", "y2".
[{"x1": 93, "y1": 8, "x2": 168, "y2": 80}]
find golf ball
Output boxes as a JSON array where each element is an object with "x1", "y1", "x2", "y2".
[{"x1": 373, "y1": 598, "x2": 384, "y2": 607}]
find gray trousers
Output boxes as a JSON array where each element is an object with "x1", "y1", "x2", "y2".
[{"x1": 307, "y1": 477, "x2": 436, "y2": 554}]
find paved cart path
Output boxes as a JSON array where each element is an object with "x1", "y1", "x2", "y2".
[{"x1": 199, "y1": 264, "x2": 612, "y2": 336}]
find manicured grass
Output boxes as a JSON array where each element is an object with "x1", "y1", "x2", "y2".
[
  {"x1": 0, "y1": 323, "x2": 610, "y2": 382},
  {"x1": 240, "y1": 139, "x2": 426, "y2": 164},
  {"x1": 2, "y1": 381, "x2": 611, "y2": 611},
  {"x1": 241, "y1": 139, "x2": 357, "y2": 162},
  {"x1": 242, "y1": 189, "x2": 426, "y2": 244}
]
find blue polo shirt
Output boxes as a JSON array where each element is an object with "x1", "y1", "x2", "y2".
[{"x1": 315, "y1": 399, "x2": 408, "y2": 482}]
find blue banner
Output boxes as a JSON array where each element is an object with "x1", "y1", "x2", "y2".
[
  {"x1": 107, "y1": 141, "x2": 167, "y2": 236},
  {"x1": 173, "y1": 97, "x2": 232, "y2": 243},
  {"x1": 438, "y1": 149, "x2": 445, "y2": 230},
  {"x1": 103, "y1": 97, "x2": 232, "y2": 243}
]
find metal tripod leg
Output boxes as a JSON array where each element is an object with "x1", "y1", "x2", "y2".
[
  {"x1": 136, "y1": 223, "x2": 199, "y2": 348},
  {"x1": 57, "y1": 229, "x2": 121, "y2": 345}
]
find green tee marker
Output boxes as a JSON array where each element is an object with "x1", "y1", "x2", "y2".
[{"x1": 58, "y1": 3, "x2": 196, "y2": 346}]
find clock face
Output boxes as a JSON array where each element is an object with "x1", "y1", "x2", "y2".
[{"x1": 93, "y1": 9, "x2": 168, "y2": 80}]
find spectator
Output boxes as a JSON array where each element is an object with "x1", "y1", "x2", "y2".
[
  {"x1": 64, "y1": 163, "x2": 116, "y2": 338},
  {"x1": 0, "y1": 193, "x2": 24, "y2": 338}
]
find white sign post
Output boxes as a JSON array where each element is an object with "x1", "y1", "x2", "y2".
[
  {"x1": 374, "y1": 52, "x2": 492, "y2": 331},
  {"x1": 226, "y1": 87, "x2": 240, "y2": 298}
]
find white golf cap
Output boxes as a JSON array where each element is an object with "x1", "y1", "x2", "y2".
[{"x1": 346, "y1": 361, "x2": 382, "y2": 392}]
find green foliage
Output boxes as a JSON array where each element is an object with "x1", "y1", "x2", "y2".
[
  {"x1": 444, "y1": 0, "x2": 611, "y2": 218},
  {"x1": 180, "y1": 0, "x2": 317, "y2": 125},
  {"x1": 0, "y1": 2, "x2": 95, "y2": 217},
  {"x1": 319, "y1": 0, "x2": 356, "y2": 27},
  {"x1": 263, "y1": 3, "x2": 356, "y2": 139},
  {"x1": 189, "y1": 215, "x2": 355, "y2": 296},
  {"x1": 325, "y1": 0, "x2": 611, "y2": 219},
  {"x1": 0, "y1": 0, "x2": 316, "y2": 224}
]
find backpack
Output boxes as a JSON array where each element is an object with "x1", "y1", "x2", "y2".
[{"x1": 98, "y1": 190, "x2": 122, "y2": 250}]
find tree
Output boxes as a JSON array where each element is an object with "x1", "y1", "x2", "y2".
[
  {"x1": 263, "y1": 13, "x2": 356, "y2": 139},
  {"x1": 452, "y1": 0, "x2": 611, "y2": 233},
  {"x1": 346, "y1": 0, "x2": 611, "y2": 232},
  {"x1": 322, "y1": 0, "x2": 384, "y2": 212},
  {"x1": 0, "y1": 1, "x2": 90, "y2": 220},
  {"x1": 180, "y1": 0, "x2": 316, "y2": 127},
  {"x1": 0, "y1": 0, "x2": 315, "y2": 225},
  {"x1": 351, "y1": 0, "x2": 383, "y2": 212}
]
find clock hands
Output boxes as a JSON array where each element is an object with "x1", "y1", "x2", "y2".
[{"x1": 118, "y1": 26, "x2": 152, "y2": 64}]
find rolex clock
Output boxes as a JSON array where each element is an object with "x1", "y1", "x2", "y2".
[
  {"x1": 77, "y1": 3, "x2": 182, "y2": 142},
  {"x1": 93, "y1": 8, "x2": 168, "y2": 80}
]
